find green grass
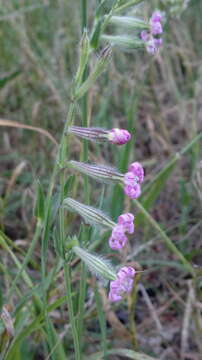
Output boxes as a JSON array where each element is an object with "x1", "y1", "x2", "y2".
[{"x1": 0, "y1": 0, "x2": 202, "y2": 359}]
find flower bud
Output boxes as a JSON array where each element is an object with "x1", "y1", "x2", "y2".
[
  {"x1": 67, "y1": 126, "x2": 131, "y2": 145},
  {"x1": 109, "y1": 16, "x2": 149, "y2": 30},
  {"x1": 108, "y1": 128, "x2": 131, "y2": 145},
  {"x1": 63, "y1": 197, "x2": 116, "y2": 228},
  {"x1": 73, "y1": 246, "x2": 116, "y2": 281},
  {"x1": 67, "y1": 126, "x2": 109, "y2": 142},
  {"x1": 101, "y1": 34, "x2": 144, "y2": 49},
  {"x1": 69, "y1": 161, "x2": 124, "y2": 184}
]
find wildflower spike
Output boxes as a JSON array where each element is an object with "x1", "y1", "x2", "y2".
[{"x1": 141, "y1": 10, "x2": 164, "y2": 54}]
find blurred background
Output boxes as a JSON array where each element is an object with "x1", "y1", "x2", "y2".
[{"x1": 0, "y1": 0, "x2": 202, "y2": 359}]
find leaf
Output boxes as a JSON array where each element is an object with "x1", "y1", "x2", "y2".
[
  {"x1": 34, "y1": 180, "x2": 45, "y2": 221},
  {"x1": 64, "y1": 175, "x2": 76, "y2": 198},
  {"x1": 0, "y1": 70, "x2": 20, "y2": 89},
  {"x1": 90, "y1": 17, "x2": 103, "y2": 49}
]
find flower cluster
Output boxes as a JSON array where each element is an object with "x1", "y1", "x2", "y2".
[
  {"x1": 124, "y1": 162, "x2": 144, "y2": 199},
  {"x1": 69, "y1": 161, "x2": 144, "y2": 199},
  {"x1": 141, "y1": 10, "x2": 164, "y2": 54},
  {"x1": 73, "y1": 246, "x2": 136, "y2": 302},
  {"x1": 108, "y1": 266, "x2": 136, "y2": 302},
  {"x1": 64, "y1": 37, "x2": 149, "y2": 303},
  {"x1": 109, "y1": 213, "x2": 134, "y2": 250},
  {"x1": 64, "y1": 198, "x2": 134, "y2": 251}
]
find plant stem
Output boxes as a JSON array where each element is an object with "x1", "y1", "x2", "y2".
[
  {"x1": 64, "y1": 264, "x2": 81, "y2": 360},
  {"x1": 128, "y1": 273, "x2": 141, "y2": 348},
  {"x1": 77, "y1": 1, "x2": 89, "y2": 355}
]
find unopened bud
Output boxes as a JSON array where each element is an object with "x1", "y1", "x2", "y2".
[
  {"x1": 67, "y1": 126, "x2": 131, "y2": 145},
  {"x1": 109, "y1": 16, "x2": 149, "y2": 30},
  {"x1": 69, "y1": 161, "x2": 124, "y2": 184},
  {"x1": 63, "y1": 197, "x2": 116, "y2": 228},
  {"x1": 108, "y1": 128, "x2": 131, "y2": 145},
  {"x1": 73, "y1": 246, "x2": 116, "y2": 280},
  {"x1": 101, "y1": 34, "x2": 144, "y2": 49}
]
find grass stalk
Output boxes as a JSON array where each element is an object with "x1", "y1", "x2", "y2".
[
  {"x1": 7, "y1": 220, "x2": 42, "y2": 301},
  {"x1": 64, "y1": 264, "x2": 81, "y2": 360},
  {"x1": 76, "y1": 0, "x2": 89, "y2": 355},
  {"x1": 133, "y1": 199, "x2": 195, "y2": 277}
]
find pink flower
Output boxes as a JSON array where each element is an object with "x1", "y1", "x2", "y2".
[
  {"x1": 151, "y1": 10, "x2": 163, "y2": 23},
  {"x1": 123, "y1": 162, "x2": 144, "y2": 199},
  {"x1": 108, "y1": 128, "x2": 131, "y2": 145},
  {"x1": 118, "y1": 213, "x2": 134, "y2": 234},
  {"x1": 141, "y1": 30, "x2": 150, "y2": 42},
  {"x1": 141, "y1": 10, "x2": 163, "y2": 55},
  {"x1": 150, "y1": 21, "x2": 163, "y2": 35},
  {"x1": 146, "y1": 39, "x2": 158, "y2": 55},
  {"x1": 124, "y1": 171, "x2": 139, "y2": 186},
  {"x1": 108, "y1": 213, "x2": 135, "y2": 250},
  {"x1": 108, "y1": 288, "x2": 122, "y2": 302},
  {"x1": 128, "y1": 162, "x2": 144, "y2": 184},
  {"x1": 124, "y1": 184, "x2": 141, "y2": 199},
  {"x1": 154, "y1": 38, "x2": 163, "y2": 47},
  {"x1": 117, "y1": 266, "x2": 136, "y2": 279},
  {"x1": 109, "y1": 225, "x2": 128, "y2": 250},
  {"x1": 108, "y1": 266, "x2": 136, "y2": 302}
]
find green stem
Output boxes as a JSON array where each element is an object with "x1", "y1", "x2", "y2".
[
  {"x1": 7, "y1": 220, "x2": 42, "y2": 300},
  {"x1": 64, "y1": 264, "x2": 81, "y2": 360},
  {"x1": 76, "y1": 1, "x2": 89, "y2": 356},
  {"x1": 133, "y1": 199, "x2": 195, "y2": 277},
  {"x1": 81, "y1": 0, "x2": 87, "y2": 29},
  {"x1": 128, "y1": 273, "x2": 141, "y2": 348}
]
